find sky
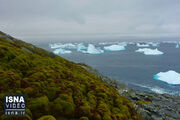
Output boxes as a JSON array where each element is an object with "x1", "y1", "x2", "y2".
[{"x1": 0, "y1": 0, "x2": 180, "y2": 42}]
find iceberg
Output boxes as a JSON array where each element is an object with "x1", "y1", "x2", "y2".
[
  {"x1": 104, "y1": 45, "x2": 125, "y2": 51},
  {"x1": 49, "y1": 43, "x2": 63, "y2": 49},
  {"x1": 53, "y1": 48, "x2": 72, "y2": 54},
  {"x1": 50, "y1": 43, "x2": 76, "y2": 49},
  {"x1": 80, "y1": 44, "x2": 104, "y2": 54},
  {"x1": 176, "y1": 44, "x2": 179, "y2": 48},
  {"x1": 84, "y1": 44, "x2": 104, "y2": 54},
  {"x1": 154, "y1": 70, "x2": 180, "y2": 85},
  {"x1": 118, "y1": 42, "x2": 127, "y2": 47},
  {"x1": 148, "y1": 42, "x2": 160, "y2": 47},
  {"x1": 135, "y1": 48, "x2": 163, "y2": 55},
  {"x1": 136, "y1": 43, "x2": 150, "y2": 47},
  {"x1": 77, "y1": 43, "x2": 87, "y2": 52}
]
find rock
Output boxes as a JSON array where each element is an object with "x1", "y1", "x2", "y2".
[{"x1": 80, "y1": 63, "x2": 180, "y2": 120}]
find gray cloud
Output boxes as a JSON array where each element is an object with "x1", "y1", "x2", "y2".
[{"x1": 0, "y1": 0, "x2": 180, "y2": 41}]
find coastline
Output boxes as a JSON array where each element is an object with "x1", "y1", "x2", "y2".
[{"x1": 79, "y1": 63, "x2": 180, "y2": 120}]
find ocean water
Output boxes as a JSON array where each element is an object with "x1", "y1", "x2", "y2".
[{"x1": 39, "y1": 41, "x2": 180, "y2": 96}]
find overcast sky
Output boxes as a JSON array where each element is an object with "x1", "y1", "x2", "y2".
[{"x1": 0, "y1": 0, "x2": 180, "y2": 41}]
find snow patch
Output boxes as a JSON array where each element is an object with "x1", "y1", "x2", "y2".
[
  {"x1": 135, "y1": 48, "x2": 163, "y2": 55},
  {"x1": 154, "y1": 70, "x2": 180, "y2": 85}
]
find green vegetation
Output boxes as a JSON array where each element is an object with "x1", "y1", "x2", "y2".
[
  {"x1": 0, "y1": 31, "x2": 141, "y2": 120},
  {"x1": 135, "y1": 100, "x2": 151, "y2": 105}
]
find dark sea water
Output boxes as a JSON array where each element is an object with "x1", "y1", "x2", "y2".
[{"x1": 37, "y1": 41, "x2": 180, "y2": 96}]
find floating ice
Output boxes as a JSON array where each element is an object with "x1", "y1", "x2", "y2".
[
  {"x1": 50, "y1": 43, "x2": 76, "y2": 49},
  {"x1": 49, "y1": 43, "x2": 63, "y2": 49},
  {"x1": 136, "y1": 43, "x2": 150, "y2": 47},
  {"x1": 77, "y1": 43, "x2": 87, "y2": 52},
  {"x1": 154, "y1": 70, "x2": 180, "y2": 85},
  {"x1": 148, "y1": 42, "x2": 160, "y2": 47},
  {"x1": 135, "y1": 48, "x2": 163, "y2": 55},
  {"x1": 118, "y1": 42, "x2": 127, "y2": 47},
  {"x1": 104, "y1": 45, "x2": 125, "y2": 51},
  {"x1": 176, "y1": 44, "x2": 179, "y2": 48},
  {"x1": 84, "y1": 44, "x2": 104, "y2": 54},
  {"x1": 53, "y1": 48, "x2": 72, "y2": 54}
]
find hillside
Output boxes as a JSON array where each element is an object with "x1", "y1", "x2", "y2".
[{"x1": 0, "y1": 31, "x2": 141, "y2": 120}]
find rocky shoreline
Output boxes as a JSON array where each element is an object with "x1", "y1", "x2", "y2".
[{"x1": 79, "y1": 63, "x2": 180, "y2": 120}]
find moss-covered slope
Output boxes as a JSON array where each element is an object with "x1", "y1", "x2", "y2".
[{"x1": 0, "y1": 31, "x2": 141, "y2": 120}]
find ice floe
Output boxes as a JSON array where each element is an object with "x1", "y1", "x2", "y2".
[
  {"x1": 104, "y1": 45, "x2": 125, "y2": 51},
  {"x1": 136, "y1": 43, "x2": 150, "y2": 47},
  {"x1": 135, "y1": 48, "x2": 163, "y2": 55},
  {"x1": 154, "y1": 70, "x2": 180, "y2": 85},
  {"x1": 148, "y1": 42, "x2": 160, "y2": 47},
  {"x1": 83, "y1": 44, "x2": 104, "y2": 54},
  {"x1": 50, "y1": 43, "x2": 76, "y2": 49},
  {"x1": 176, "y1": 44, "x2": 179, "y2": 48},
  {"x1": 77, "y1": 43, "x2": 87, "y2": 51},
  {"x1": 53, "y1": 48, "x2": 72, "y2": 54}
]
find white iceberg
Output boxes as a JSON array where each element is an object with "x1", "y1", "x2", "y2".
[
  {"x1": 53, "y1": 48, "x2": 72, "y2": 54},
  {"x1": 136, "y1": 43, "x2": 150, "y2": 47},
  {"x1": 104, "y1": 45, "x2": 125, "y2": 51},
  {"x1": 148, "y1": 42, "x2": 160, "y2": 47},
  {"x1": 77, "y1": 43, "x2": 87, "y2": 52},
  {"x1": 49, "y1": 43, "x2": 63, "y2": 49},
  {"x1": 83, "y1": 44, "x2": 104, "y2": 54},
  {"x1": 50, "y1": 43, "x2": 76, "y2": 49},
  {"x1": 176, "y1": 44, "x2": 179, "y2": 48},
  {"x1": 135, "y1": 48, "x2": 163, "y2": 55},
  {"x1": 154, "y1": 70, "x2": 180, "y2": 85},
  {"x1": 118, "y1": 42, "x2": 127, "y2": 47}
]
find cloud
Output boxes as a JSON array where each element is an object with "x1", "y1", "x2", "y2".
[{"x1": 0, "y1": 0, "x2": 180, "y2": 41}]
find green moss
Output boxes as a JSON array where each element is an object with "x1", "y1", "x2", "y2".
[
  {"x1": 0, "y1": 32, "x2": 141, "y2": 120},
  {"x1": 80, "y1": 116, "x2": 89, "y2": 120},
  {"x1": 164, "y1": 113, "x2": 173, "y2": 118},
  {"x1": 28, "y1": 96, "x2": 50, "y2": 119},
  {"x1": 102, "y1": 114, "x2": 112, "y2": 120},
  {"x1": 45, "y1": 87, "x2": 59, "y2": 101},
  {"x1": 24, "y1": 87, "x2": 35, "y2": 97},
  {"x1": 136, "y1": 100, "x2": 151, "y2": 105},
  {"x1": 37, "y1": 115, "x2": 56, "y2": 120},
  {"x1": 53, "y1": 96, "x2": 75, "y2": 117},
  {"x1": 0, "y1": 114, "x2": 32, "y2": 120}
]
